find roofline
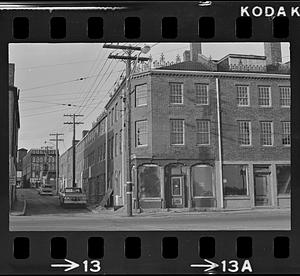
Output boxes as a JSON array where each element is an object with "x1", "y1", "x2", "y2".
[
  {"x1": 217, "y1": 54, "x2": 266, "y2": 64},
  {"x1": 149, "y1": 69, "x2": 290, "y2": 79}
]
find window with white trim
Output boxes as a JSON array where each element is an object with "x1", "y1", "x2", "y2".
[
  {"x1": 258, "y1": 86, "x2": 271, "y2": 106},
  {"x1": 170, "y1": 83, "x2": 183, "y2": 104},
  {"x1": 260, "y1": 121, "x2": 273, "y2": 146},
  {"x1": 280, "y1": 87, "x2": 291, "y2": 107},
  {"x1": 195, "y1": 84, "x2": 208, "y2": 105},
  {"x1": 282, "y1": 121, "x2": 291, "y2": 146},
  {"x1": 237, "y1": 85, "x2": 249, "y2": 106},
  {"x1": 135, "y1": 84, "x2": 147, "y2": 106},
  {"x1": 170, "y1": 119, "x2": 184, "y2": 145},
  {"x1": 196, "y1": 120, "x2": 210, "y2": 145},
  {"x1": 238, "y1": 121, "x2": 251, "y2": 146},
  {"x1": 135, "y1": 120, "x2": 148, "y2": 147}
]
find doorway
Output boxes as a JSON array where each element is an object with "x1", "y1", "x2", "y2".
[
  {"x1": 165, "y1": 164, "x2": 186, "y2": 208},
  {"x1": 171, "y1": 176, "x2": 184, "y2": 207},
  {"x1": 254, "y1": 166, "x2": 271, "y2": 206}
]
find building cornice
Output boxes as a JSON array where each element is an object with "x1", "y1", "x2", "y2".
[{"x1": 147, "y1": 69, "x2": 290, "y2": 80}]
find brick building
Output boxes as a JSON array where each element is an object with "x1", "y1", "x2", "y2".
[
  {"x1": 16, "y1": 148, "x2": 27, "y2": 187},
  {"x1": 9, "y1": 63, "x2": 20, "y2": 209},
  {"x1": 22, "y1": 148, "x2": 57, "y2": 188},
  {"x1": 60, "y1": 42, "x2": 290, "y2": 210}
]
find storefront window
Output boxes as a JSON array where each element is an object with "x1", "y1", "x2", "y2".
[
  {"x1": 276, "y1": 165, "x2": 290, "y2": 195},
  {"x1": 223, "y1": 165, "x2": 248, "y2": 196},
  {"x1": 138, "y1": 165, "x2": 161, "y2": 198},
  {"x1": 192, "y1": 165, "x2": 214, "y2": 197}
]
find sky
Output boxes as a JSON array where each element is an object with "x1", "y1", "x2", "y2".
[{"x1": 9, "y1": 42, "x2": 290, "y2": 153}]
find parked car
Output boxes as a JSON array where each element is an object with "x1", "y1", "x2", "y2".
[
  {"x1": 59, "y1": 187, "x2": 87, "y2": 207},
  {"x1": 38, "y1": 184, "x2": 53, "y2": 195}
]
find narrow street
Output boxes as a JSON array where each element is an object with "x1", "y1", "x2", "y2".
[{"x1": 14, "y1": 188, "x2": 90, "y2": 216}]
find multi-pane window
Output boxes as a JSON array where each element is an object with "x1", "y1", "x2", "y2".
[
  {"x1": 115, "y1": 133, "x2": 118, "y2": 156},
  {"x1": 195, "y1": 84, "x2": 208, "y2": 105},
  {"x1": 170, "y1": 83, "x2": 183, "y2": 104},
  {"x1": 170, "y1": 119, "x2": 184, "y2": 145},
  {"x1": 237, "y1": 85, "x2": 249, "y2": 106},
  {"x1": 136, "y1": 120, "x2": 148, "y2": 147},
  {"x1": 115, "y1": 103, "x2": 118, "y2": 122},
  {"x1": 280, "y1": 87, "x2": 291, "y2": 107},
  {"x1": 258, "y1": 86, "x2": 271, "y2": 106},
  {"x1": 111, "y1": 108, "x2": 114, "y2": 126},
  {"x1": 135, "y1": 84, "x2": 147, "y2": 106},
  {"x1": 196, "y1": 120, "x2": 210, "y2": 145},
  {"x1": 282, "y1": 121, "x2": 291, "y2": 146},
  {"x1": 260, "y1": 121, "x2": 273, "y2": 146},
  {"x1": 238, "y1": 121, "x2": 251, "y2": 146}
]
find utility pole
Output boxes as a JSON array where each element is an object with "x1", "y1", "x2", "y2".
[
  {"x1": 103, "y1": 44, "x2": 150, "y2": 216},
  {"x1": 64, "y1": 114, "x2": 83, "y2": 188},
  {"x1": 49, "y1": 133, "x2": 64, "y2": 194}
]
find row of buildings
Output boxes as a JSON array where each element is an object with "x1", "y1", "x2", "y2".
[{"x1": 59, "y1": 42, "x2": 290, "y2": 211}]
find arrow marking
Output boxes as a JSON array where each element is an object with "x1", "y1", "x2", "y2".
[
  {"x1": 51, "y1": 259, "x2": 80, "y2": 272},
  {"x1": 190, "y1": 259, "x2": 219, "y2": 272}
]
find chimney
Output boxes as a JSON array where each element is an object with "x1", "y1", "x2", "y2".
[
  {"x1": 190, "y1": 43, "x2": 202, "y2": 62},
  {"x1": 183, "y1": 50, "x2": 191, "y2": 62},
  {"x1": 264, "y1": 42, "x2": 282, "y2": 66},
  {"x1": 82, "y1": 130, "x2": 88, "y2": 138}
]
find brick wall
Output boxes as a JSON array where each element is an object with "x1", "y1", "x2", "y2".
[
  {"x1": 220, "y1": 76, "x2": 290, "y2": 161},
  {"x1": 150, "y1": 73, "x2": 218, "y2": 162}
]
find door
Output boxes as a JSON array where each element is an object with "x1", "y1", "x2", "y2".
[
  {"x1": 170, "y1": 176, "x2": 184, "y2": 207},
  {"x1": 254, "y1": 174, "x2": 270, "y2": 206}
]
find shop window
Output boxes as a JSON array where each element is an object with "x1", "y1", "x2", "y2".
[
  {"x1": 223, "y1": 165, "x2": 248, "y2": 196},
  {"x1": 276, "y1": 165, "x2": 291, "y2": 195},
  {"x1": 138, "y1": 165, "x2": 161, "y2": 198},
  {"x1": 192, "y1": 165, "x2": 214, "y2": 197}
]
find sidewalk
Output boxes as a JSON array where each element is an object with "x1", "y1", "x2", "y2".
[{"x1": 87, "y1": 205, "x2": 290, "y2": 218}]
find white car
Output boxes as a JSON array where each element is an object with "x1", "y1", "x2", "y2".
[
  {"x1": 38, "y1": 184, "x2": 53, "y2": 195},
  {"x1": 59, "y1": 187, "x2": 87, "y2": 207}
]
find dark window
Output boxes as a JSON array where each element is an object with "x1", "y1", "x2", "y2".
[
  {"x1": 276, "y1": 165, "x2": 290, "y2": 195},
  {"x1": 192, "y1": 165, "x2": 214, "y2": 197},
  {"x1": 223, "y1": 165, "x2": 248, "y2": 196},
  {"x1": 138, "y1": 165, "x2": 161, "y2": 198}
]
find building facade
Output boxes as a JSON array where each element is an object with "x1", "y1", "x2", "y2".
[
  {"x1": 9, "y1": 63, "x2": 20, "y2": 209},
  {"x1": 22, "y1": 148, "x2": 57, "y2": 188},
  {"x1": 59, "y1": 42, "x2": 290, "y2": 210}
]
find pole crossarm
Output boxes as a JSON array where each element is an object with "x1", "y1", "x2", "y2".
[
  {"x1": 108, "y1": 54, "x2": 150, "y2": 61},
  {"x1": 103, "y1": 44, "x2": 142, "y2": 51}
]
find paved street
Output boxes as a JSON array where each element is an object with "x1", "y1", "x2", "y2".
[
  {"x1": 13, "y1": 188, "x2": 90, "y2": 216},
  {"x1": 10, "y1": 190, "x2": 290, "y2": 231}
]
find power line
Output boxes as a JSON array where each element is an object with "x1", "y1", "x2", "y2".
[
  {"x1": 21, "y1": 76, "x2": 91, "y2": 92},
  {"x1": 18, "y1": 59, "x2": 96, "y2": 70}
]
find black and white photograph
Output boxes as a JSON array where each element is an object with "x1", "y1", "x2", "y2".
[{"x1": 8, "y1": 42, "x2": 291, "y2": 231}]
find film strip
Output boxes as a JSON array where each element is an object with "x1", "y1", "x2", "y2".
[{"x1": 1, "y1": 1, "x2": 299, "y2": 274}]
